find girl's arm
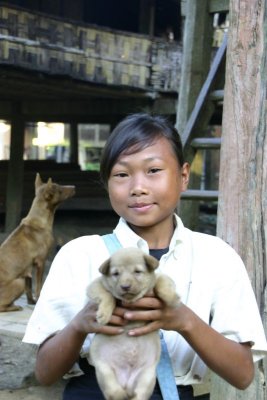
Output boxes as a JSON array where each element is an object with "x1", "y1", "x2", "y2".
[
  {"x1": 35, "y1": 302, "x2": 125, "y2": 385},
  {"x1": 123, "y1": 298, "x2": 254, "y2": 390}
]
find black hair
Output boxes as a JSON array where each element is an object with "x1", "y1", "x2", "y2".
[{"x1": 100, "y1": 113, "x2": 184, "y2": 187}]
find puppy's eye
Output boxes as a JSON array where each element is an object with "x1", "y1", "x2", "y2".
[
  {"x1": 112, "y1": 271, "x2": 119, "y2": 277},
  {"x1": 135, "y1": 270, "x2": 143, "y2": 274}
]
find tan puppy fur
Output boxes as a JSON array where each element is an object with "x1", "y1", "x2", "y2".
[
  {"x1": 0, "y1": 173, "x2": 75, "y2": 312},
  {"x1": 87, "y1": 247, "x2": 180, "y2": 400}
]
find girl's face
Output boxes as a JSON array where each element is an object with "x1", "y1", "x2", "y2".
[{"x1": 108, "y1": 136, "x2": 189, "y2": 234}]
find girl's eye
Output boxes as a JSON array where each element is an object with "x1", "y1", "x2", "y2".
[
  {"x1": 149, "y1": 168, "x2": 162, "y2": 174},
  {"x1": 112, "y1": 172, "x2": 128, "y2": 178}
]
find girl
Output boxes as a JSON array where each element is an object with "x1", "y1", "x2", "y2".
[{"x1": 23, "y1": 113, "x2": 267, "y2": 400}]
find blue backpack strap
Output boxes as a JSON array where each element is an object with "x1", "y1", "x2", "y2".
[
  {"x1": 102, "y1": 234, "x2": 180, "y2": 400},
  {"x1": 102, "y1": 233, "x2": 122, "y2": 254},
  {"x1": 157, "y1": 331, "x2": 180, "y2": 400}
]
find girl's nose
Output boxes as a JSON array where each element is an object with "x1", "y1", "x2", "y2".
[
  {"x1": 130, "y1": 187, "x2": 148, "y2": 196},
  {"x1": 130, "y1": 176, "x2": 148, "y2": 196}
]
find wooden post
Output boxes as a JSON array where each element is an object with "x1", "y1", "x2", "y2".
[
  {"x1": 138, "y1": 0, "x2": 155, "y2": 36},
  {"x1": 69, "y1": 122, "x2": 79, "y2": 165},
  {"x1": 176, "y1": 0, "x2": 213, "y2": 229},
  {"x1": 213, "y1": 0, "x2": 267, "y2": 398},
  {"x1": 5, "y1": 104, "x2": 25, "y2": 232},
  {"x1": 176, "y1": 0, "x2": 213, "y2": 134}
]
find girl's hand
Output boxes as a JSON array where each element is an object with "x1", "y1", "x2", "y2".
[
  {"x1": 121, "y1": 295, "x2": 254, "y2": 390},
  {"x1": 70, "y1": 301, "x2": 127, "y2": 336},
  {"x1": 121, "y1": 292, "x2": 183, "y2": 336}
]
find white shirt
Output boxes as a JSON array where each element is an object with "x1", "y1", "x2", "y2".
[{"x1": 23, "y1": 215, "x2": 267, "y2": 389}]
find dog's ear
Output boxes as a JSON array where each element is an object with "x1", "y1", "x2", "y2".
[
  {"x1": 144, "y1": 254, "x2": 159, "y2": 271},
  {"x1": 35, "y1": 173, "x2": 43, "y2": 189},
  {"x1": 47, "y1": 177, "x2": 53, "y2": 187},
  {"x1": 99, "y1": 258, "x2": 111, "y2": 275}
]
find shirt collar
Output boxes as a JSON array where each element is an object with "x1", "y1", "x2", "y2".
[
  {"x1": 169, "y1": 214, "x2": 186, "y2": 249},
  {"x1": 113, "y1": 214, "x2": 186, "y2": 253},
  {"x1": 113, "y1": 217, "x2": 149, "y2": 252}
]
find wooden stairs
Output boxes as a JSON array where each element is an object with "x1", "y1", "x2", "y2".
[{"x1": 181, "y1": 34, "x2": 227, "y2": 202}]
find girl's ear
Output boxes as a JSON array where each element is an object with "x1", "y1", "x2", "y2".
[{"x1": 181, "y1": 162, "x2": 190, "y2": 191}]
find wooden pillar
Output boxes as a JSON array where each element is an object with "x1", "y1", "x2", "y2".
[
  {"x1": 176, "y1": 0, "x2": 213, "y2": 134},
  {"x1": 5, "y1": 106, "x2": 25, "y2": 232},
  {"x1": 176, "y1": 0, "x2": 213, "y2": 230},
  {"x1": 139, "y1": 0, "x2": 155, "y2": 36},
  {"x1": 213, "y1": 0, "x2": 267, "y2": 398},
  {"x1": 69, "y1": 122, "x2": 79, "y2": 164}
]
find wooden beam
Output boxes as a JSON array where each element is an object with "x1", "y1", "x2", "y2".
[
  {"x1": 69, "y1": 123, "x2": 79, "y2": 164},
  {"x1": 190, "y1": 137, "x2": 221, "y2": 149},
  {"x1": 181, "y1": 189, "x2": 219, "y2": 200},
  {"x1": 177, "y1": 0, "x2": 216, "y2": 231},
  {"x1": 209, "y1": 0, "x2": 229, "y2": 13},
  {"x1": 181, "y1": 0, "x2": 229, "y2": 16},
  {"x1": 176, "y1": 0, "x2": 214, "y2": 134},
  {"x1": 5, "y1": 104, "x2": 25, "y2": 232},
  {"x1": 0, "y1": 97, "x2": 177, "y2": 121},
  {"x1": 139, "y1": 0, "x2": 155, "y2": 35}
]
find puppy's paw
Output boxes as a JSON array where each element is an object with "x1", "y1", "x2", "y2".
[
  {"x1": 155, "y1": 274, "x2": 180, "y2": 307},
  {"x1": 96, "y1": 308, "x2": 112, "y2": 325},
  {"x1": 96, "y1": 313, "x2": 110, "y2": 325}
]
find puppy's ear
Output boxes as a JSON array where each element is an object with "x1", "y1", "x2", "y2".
[
  {"x1": 144, "y1": 254, "x2": 159, "y2": 271},
  {"x1": 99, "y1": 258, "x2": 111, "y2": 275}
]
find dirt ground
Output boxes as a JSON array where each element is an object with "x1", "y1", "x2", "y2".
[
  {"x1": 0, "y1": 334, "x2": 66, "y2": 399},
  {"x1": 0, "y1": 385, "x2": 65, "y2": 400},
  {"x1": 0, "y1": 384, "x2": 65, "y2": 400}
]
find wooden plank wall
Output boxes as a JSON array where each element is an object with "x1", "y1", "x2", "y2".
[{"x1": 0, "y1": 4, "x2": 182, "y2": 91}]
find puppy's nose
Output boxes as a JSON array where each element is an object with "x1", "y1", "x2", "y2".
[{"x1": 121, "y1": 284, "x2": 131, "y2": 291}]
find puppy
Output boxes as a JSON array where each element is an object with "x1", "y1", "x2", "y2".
[
  {"x1": 87, "y1": 247, "x2": 180, "y2": 400},
  {"x1": 0, "y1": 173, "x2": 75, "y2": 312}
]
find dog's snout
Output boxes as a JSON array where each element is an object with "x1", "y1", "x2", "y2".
[{"x1": 121, "y1": 284, "x2": 131, "y2": 292}]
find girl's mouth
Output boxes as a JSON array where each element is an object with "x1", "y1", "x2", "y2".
[{"x1": 129, "y1": 203, "x2": 153, "y2": 212}]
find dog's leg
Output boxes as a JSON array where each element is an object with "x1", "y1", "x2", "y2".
[
  {"x1": 154, "y1": 274, "x2": 180, "y2": 307},
  {"x1": 130, "y1": 366, "x2": 157, "y2": 400},
  {"x1": 25, "y1": 276, "x2": 36, "y2": 304},
  {"x1": 0, "y1": 278, "x2": 25, "y2": 312},
  {"x1": 87, "y1": 279, "x2": 116, "y2": 325},
  {"x1": 94, "y1": 362, "x2": 128, "y2": 400},
  {"x1": 96, "y1": 292, "x2": 116, "y2": 325},
  {"x1": 33, "y1": 257, "x2": 46, "y2": 301},
  {"x1": 26, "y1": 257, "x2": 46, "y2": 304}
]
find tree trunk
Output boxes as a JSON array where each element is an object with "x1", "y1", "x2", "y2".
[{"x1": 214, "y1": 0, "x2": 267, "y2": 399}]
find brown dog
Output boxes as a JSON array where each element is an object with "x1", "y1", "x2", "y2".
[
  {"x1": 0, "y1": 173, "x2": 75, "y2": 312},
  {"x1": 87, "y1": 247, "x2": 180, "y2": 400}
]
